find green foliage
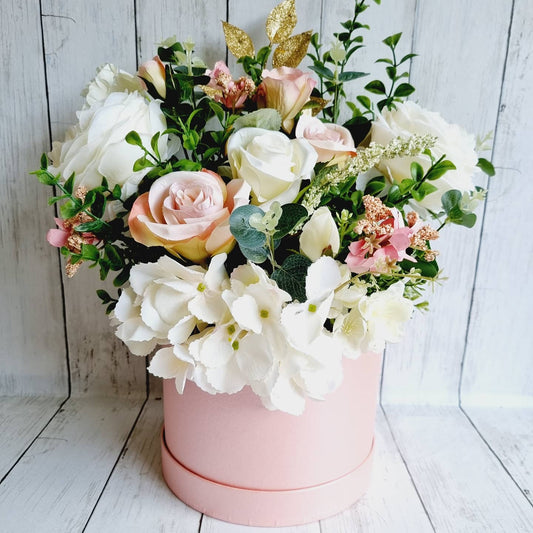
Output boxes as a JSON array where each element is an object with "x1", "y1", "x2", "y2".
[
  {"x1": 441, "y1": 190, "x2": 477, "y2": 228},
  {"x1": 229, "y1": 205, "x2": 269, "y2": 263},
  {"x1": 365, "y1": 32, "x2": 416, "y2": 111},
  {"x1": 271, "y1": 255, "x2": 312, "y2": 302},
  {"x1": 477, "y1": 157, "x2": 495, "y2": 176}
]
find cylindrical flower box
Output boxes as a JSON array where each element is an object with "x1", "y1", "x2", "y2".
[{"x1": 161, "y1": 351, "x2": 382, "y2": 527}]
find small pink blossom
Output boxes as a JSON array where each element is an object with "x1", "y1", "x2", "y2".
[
  {"x1": 346, "y1": 208, "x2": 416, "y2": 274},
  {"x1": 204, "y1": 61, "x2": 255, "y2": 111}
]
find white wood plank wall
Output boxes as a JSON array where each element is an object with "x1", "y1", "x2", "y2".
[{"x1": 0, "y1": 1, "x2": 531, "y2": 532}]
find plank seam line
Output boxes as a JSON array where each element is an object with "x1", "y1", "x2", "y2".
[
  {"x1": 458, "y1": 0, "x2": 515, "y2": 407},
  {"x1": 197, "y1": 513, "x2": 204, "y2": 533},
  {"x1": 81, "y1": 397, "x2": 149, "y2": 532},
  {"x1": 0, "y1": 397, "x2": 70, "y2": 485},
  {"x1": 39, "y1": 0, "x2": 72, "y2": 399},
  {"x1": 459, "y1": 406, "x2": 533, "y2": 508},
  {"x1": 380, "y1": 406, "x2": 437, "y2": 532},
  {"x1": 408, "y1": 0, "x2": 420, "y2": 82}
]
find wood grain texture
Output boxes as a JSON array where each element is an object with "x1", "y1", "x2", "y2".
[
  {"x1": 0, "y1": 396, "x2": 64, "y2": 480},
  {"x1": 0, "y1": 0, "x2": 68, "y2": 395},
  {"x1": 320, "y1": 0, "x2": 417, "y2": 123},
  {"x1": 136, "y1": 0, "x2": 227, "y2": 67},
  {"x1": 200, "y1": 517, "x2": 320, "y2": 533},
  {"x1": 320, "y1": 408, "x2": 433, "y2": 533},
  {"x1": 464, "y1": 406, "x2": 533, "y2": 505},
  {"x1": 85, "y1": 398, "x2": 202, "y2": 533},
  {"x1": 461, "y1": 0, "x2": 533, "y2": 407},
  {"x1": 381, "y1": 0, "x2": 513, "y2": 406},
  {"x1": 0, "y1": 397, "x2": 144, "y2": 533},
  {"x1": 41, "y1": 0, "x2": 147, "y2": 397},
  {"x1": 384, "y1": 405, "x2": 533, "y2": 532}
]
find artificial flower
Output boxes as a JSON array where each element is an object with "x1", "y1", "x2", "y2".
[
  {"x1": 203, "y1": 61, "x2": 255, "y2": 110},
  {"x1": 299, "y1": 206, "x2": 340, "y2": 261},
  {"x1": 128, "y1": 170, "x2": 251, "y2": 262},
  {"x1": 49, "y1": 91, "x2": 168, "y2": 200},
  {"x1": 138, "y1": 56, "x2": 167, "y2": 98},
  {"x1": 371, "y1": 101, "x2": 479, "y2": 212},
  {"x1": 295, "y1": 114, "x2": 356, "y2": 163},
  {"x1": 256, "y1": 67, "x2": 316, "y2": 133},
  {"x1": 227, "y1": 127, "x2": 317, "y2": 207}
]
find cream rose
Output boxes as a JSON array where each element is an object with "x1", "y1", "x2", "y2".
[
  {"x1": 227, "y1": 127, "x2": 317, "y2": 207},
  {"x1": 49, "y1": 91, "x2": 168, "y2": 200},
  {"x1": 295, "y1": 114, "x2": 356, "y2": 163},
  {"x1": 256, "y1": 67, "x2": 316, "y2": 133},
  {"x1": 128, "y1": 170, "x2": 251, "y2": 262},
  {"x1": 371, "y1": 101, "x2": 479, "y2": 212}
]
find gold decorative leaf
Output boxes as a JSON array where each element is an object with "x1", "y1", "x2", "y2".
[
  {"x1": 222, "y1": 21, "x2": 255, "y2": 59},
  {"x1": 272, "y1": 30, "x2": 312, "y2": 68},
  {"x1": 266, "y1": 0, "x2": 297, "y2": 44},
  {"x1": 307, "y1": 96, "x2": 329, "y2": 116}
]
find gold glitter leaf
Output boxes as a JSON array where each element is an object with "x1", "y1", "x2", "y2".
[
  {"x1": 266, "y1": 0, "x2": 297, "y2": 44},
  {"x1": 272, "y1": 30, "x2": 312, "y2": 68},
  {"x1": 307, "y1": 96, "x2": 329, "y2": 116},
  {"x1": 222, "y1": 21, "x2": 255, "y2": 59}
]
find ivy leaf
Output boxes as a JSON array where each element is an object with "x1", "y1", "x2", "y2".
[
  {"x1": 272, "y1": 203, "x2": 308, "y2": 239},
  {"x1": 271, "y1": 254, "x2": 312, "y2": 302}
]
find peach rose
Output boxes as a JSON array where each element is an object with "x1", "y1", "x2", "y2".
[
  {"x1": 295, "y1": 114, "x2": 356, "y2": 163},
  {"x1": 129, "y1": 170, "x2": 251, "y2": 262},
  {"x1": 138, "y1": 56, "x2": 166, "y2": 99},
  {"x1": 256, "y1": 67, "x2": 316, "y2": 133}
]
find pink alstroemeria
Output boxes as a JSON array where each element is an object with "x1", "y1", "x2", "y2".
[
  {"x1": 204, "y1": 61, "x2": 255, "y2": 111},
  {"x1": 346, "y1": 196, "x2": 418, "y2": 274}
]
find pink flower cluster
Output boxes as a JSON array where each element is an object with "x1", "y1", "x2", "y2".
[
  {"x1": 346, "y1": 196, "x2": 417, "y2": 274},
  {"x1": 205, "y1": 61, "x2": 255, "y2": 111}
]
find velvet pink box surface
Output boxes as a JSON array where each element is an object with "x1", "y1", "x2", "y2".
[{"x1": 161, "y1": 351, "x2": 382, "y2": 526}]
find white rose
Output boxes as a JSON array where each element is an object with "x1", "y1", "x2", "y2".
[
  {"x1": 81, "y1": 63, "x2": 144, "y2": 109},
  {"x1": 371, "y1": 101, "x2": 479, "y2": 212},
  {"x1": 227, "y1": 127, "x2": 317, "y2": 208},
  {"x1": 49, "y1": 91, "x2": 168, "y2": 199},
  {"x1": 299, "y1": 206, "x2": 340, "y2": 261}
]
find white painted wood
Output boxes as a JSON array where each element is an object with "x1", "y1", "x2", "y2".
[
  {"x1": 320, "y1": 408, "x2": 433, "y2": 533},
  {"x1": 382, "y1": 0, "x2": 513, "y2": 406},
  {"x1": 461, "y1": 0, "x2": 533, "y2": 407},
  {"x1": 0, "y1": 396, "x2": 144, "y2": 533},
  {"x1": 0, "y1": 0, "x2": 68, "y2": 395},
  {"x1": 320, "y1": 0, "x2": 417, "y2": 123},
  {"x1": 464, "y1": 406, "x2": 533, "y2": 505},
  {"x1": 85, "y1": 398, "x2": 202, "y2": 533},
  {"x1": 384, "y1": 405, "x2": 533, "y2": 532},
  {"x1": 137, "y1": 0, "x2": 227, "y2": 67},
  {"x1": 0, "y1": 396, "x2": 64, "y2": 480},
  {"x1": 227, "y1": 0, "x2": 322, "y2": 73},
  {"x1": 201, "y1": 517, "x2": 320, "y2": 533},
  {"x1": 41, "y1": 0, "x2": 147, "y2": 397}
]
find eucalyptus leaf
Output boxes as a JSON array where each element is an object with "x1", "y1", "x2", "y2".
[
  {"x1": 230, "y1": 205, "x2": 267, "y2": 248},
  {"x1": 234, "y1": 109, "x2": 282, "y2": 132}
]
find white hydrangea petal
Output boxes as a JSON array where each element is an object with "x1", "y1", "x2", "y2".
[
  {"x1": 230, "y1": 294, "x2": 262, "y2": 333},
  {"x1": 189, "y1": 327, "x2": 234, "y2": 367},
  {"x1": 122, "y1": 338, "x2": 159, "y2": 357},
  {"x1": 168, "y1": 316, "x2": 197, "y2": 348},
  {"x1": 116, "y1": 317, "x2": 157, "y2": 343},
  {"x1": 236, "y1": 334, "x2": 274, "y2": 381},
  {"x1": 204, "y1": 253, "x2": 228, "y2": 289},
  {"x1": 206, "y1": 358, "x2": 247, "y2": 394},
  {"x1": 305, "y1": 256, "x2": 342, "y2": 301},
  {"x1": 191, "y1": 364, "x2": 218, "y2": 394},
  {"x1": 269, "y1": 374, "x2": 306, "y2": 416},
  {"x1": 188, "y1": 291, "x2": 228, "y2": 324},
  {"x1": 148, "y1": 346, "x2": 191, "y2": 381}
]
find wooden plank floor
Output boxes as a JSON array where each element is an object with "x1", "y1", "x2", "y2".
[{"x1": 1, "y1": 397, "x2": 531, "y2": 532}]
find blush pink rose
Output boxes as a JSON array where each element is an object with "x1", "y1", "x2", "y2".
[
  {"x1": 256, "y1": 67, "x2": 316, "y2": 133},
  {"x1": 138, "y1": 56, "x2": 166, "y2": 99},
  {"x1": 295, "y1": 114, "x2": 356, "y2": 163},
  {"x1": 129, "y1": 170, "x2": 251, "y2": 262}
]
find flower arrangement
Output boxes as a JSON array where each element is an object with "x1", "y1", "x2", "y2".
[{"x1": 33, "y1": 0, "x2": 493, "y2": 415}]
